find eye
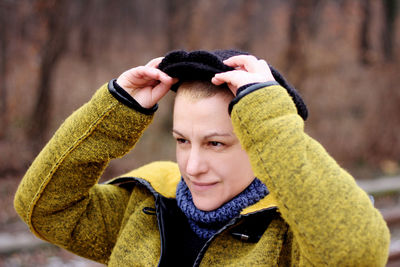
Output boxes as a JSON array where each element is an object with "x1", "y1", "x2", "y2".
[
  {"x1": 176, "y1": 138, "x2": 189, "y2": 144},
  {"x1": 208, "y1": 141, "x2": 224, "y2": 147}
]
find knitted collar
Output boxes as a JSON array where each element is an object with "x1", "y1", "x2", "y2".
[{"x1": 176, "y1": 177, "x2": 268, "y2": 240}]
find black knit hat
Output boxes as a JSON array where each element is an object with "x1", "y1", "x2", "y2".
[{"x1": 158, "y1": 49, "x2": 308, "y2": 120}]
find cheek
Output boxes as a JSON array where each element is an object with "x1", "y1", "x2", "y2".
[
  {"x1": 216, "y1": 150, "x2": 254, "y2": 183},
  {"x1": 231, "y1": 151, "x2": 252, "y2": 170},
  {"x1": 176, "y1": 147, "x2": 187, "y2": 173}
]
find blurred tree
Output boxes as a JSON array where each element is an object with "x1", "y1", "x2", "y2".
[
  {"x1": 229, "y1": 0, "x2": 258, "y2": 51},
  {"x1": 29, "y1": 0, "x2": 71, "y2": 151},
  {"x1": 360, "y1": 0, "x2": 398, "y2": 64},
  {"x1": 0, "y1": 6, "x2": 6, "y2": 138},
  {"x1": 364, "y1": 70, "x2": 400, "y2": 164},
  {"x1": 285, "y1": 0, "x2": 324, "y2": 87},
  {"x1": 360, "y1": 0, "x2": 372, "y2": 65},
  {"x1": 77, "y1": 0, "x2": 95, "y2": 61},
  {"x1": 0, "y1": 0, "x2": 12, "y2": 139},
  {"x1": 382, "y1": 0, "x2": 398, "y2": 62},
  {"x1": 0, "y1": 0, "x2": 397, "y2": 175},
  {"x1": 166, "y1": 0, "x2": 194, "y2": 50}
]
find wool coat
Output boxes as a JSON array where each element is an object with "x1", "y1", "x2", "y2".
[{"x1": 14, "y1": 82, "x2": 390, "y2": 266}]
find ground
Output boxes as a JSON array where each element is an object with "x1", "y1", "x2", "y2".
[{"x1": 1, "y1": 173, "x2": 399, "y2": 266}]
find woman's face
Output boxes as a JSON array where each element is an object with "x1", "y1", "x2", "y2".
[{"x1": 173, "y1": 92, "x2": 255, "y2": 211}]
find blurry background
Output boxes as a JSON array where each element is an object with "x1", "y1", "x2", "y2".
[{"x1": 0, "y1": 0, "x2": 399, "y2": 266}]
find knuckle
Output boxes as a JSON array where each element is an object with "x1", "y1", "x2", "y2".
[{"x1": 246, "y1": 55, "x2": 258, "y2": 62}]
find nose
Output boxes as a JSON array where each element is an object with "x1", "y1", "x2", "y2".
[{"x1": 186, "y1": 147, "x2": 208, "y2": 176}]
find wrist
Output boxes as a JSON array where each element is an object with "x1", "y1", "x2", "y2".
[
  {"x1": 229, "y1": 81, "x2": 279, "y2": 114},
  {"x1": 108, "y1": 79, "x2": 158, "y2": 115}
]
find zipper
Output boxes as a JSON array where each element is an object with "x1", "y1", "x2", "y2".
[
  {"x1": 192, "y1": 216, "x2": 241, "y2": 267},
  {"x1": 108, "y1": 176, "x2": 278, "y2": 266},
  {"x1": 192, "y1": 207, "x2": 277, "y2": 267},
  {"x1": 155, "y1": 195, "x2": 165, "y2": 267}
]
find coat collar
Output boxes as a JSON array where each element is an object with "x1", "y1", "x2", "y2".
[
  {"x1": 108, "y1": 161, "x2": 278, "y2": 213},
  {"x1": 241, "y1": 194, "x2": 278, "y2": 215}
]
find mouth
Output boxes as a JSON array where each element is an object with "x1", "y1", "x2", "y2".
[{"x1": 189, "y1": 180, "x2": 218, "y2": 192}]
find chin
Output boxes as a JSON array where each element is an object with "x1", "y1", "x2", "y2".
[{"x1": 193, "y1": 197, "x2": 222, "y2": 212}]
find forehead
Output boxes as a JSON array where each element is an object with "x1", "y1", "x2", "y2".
[
  {"x1": 175, "y1": 80, "x2": 234, "y2": 101},
  {"x1": 173, "y1": 93, "x2": 233, "y2": 135}
]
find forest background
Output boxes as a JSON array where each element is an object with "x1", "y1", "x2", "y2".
[
  {"x1": 1, "y1": 0, "x2": 399, "y2": 180},
  {"x1": 0, "y1": 0, "x2": 399, "y2": 265}
]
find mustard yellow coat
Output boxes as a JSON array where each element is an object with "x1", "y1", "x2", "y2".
[{"x1": 14, "y1": 83, "x2": 390, "y2": 266}]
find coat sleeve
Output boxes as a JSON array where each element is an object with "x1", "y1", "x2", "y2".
[
  {"x1": 14, "y1": 83, "x2": 154, "y2": 263},
  {"x1": 230, "y1": 84, "x2": 390, "y2": 266}
]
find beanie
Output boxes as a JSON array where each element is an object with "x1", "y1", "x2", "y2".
[{"x1": 158, "y1": 49, "x2": 308, "y2": 120}]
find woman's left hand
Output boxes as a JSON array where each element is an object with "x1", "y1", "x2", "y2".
[{"x1": 211, "y1": 55, "x2": 275, "y2": 96}]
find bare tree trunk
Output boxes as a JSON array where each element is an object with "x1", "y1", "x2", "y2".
[
  {"x1": 0, "y1": 1, "x2": 9, "y2": 139},
  {"x1": 29, "y1": 0, "x2": 70, "y2": 152},
  {"x1": 235, "y1": 0, "x2": 258, "y2": 51},
  {"x1": 382, "y1": 0, "x2": 398, "y2": 62},
  {"x1": 78, "y1": 0, "x2": 94, "y2": 61},
  {"x1": 165, "y1": 0, "x2": 194, "y2": 50},
  {"x1": 359, "y1": 0, "x2": 372, "y2": 65},
  {"x1": 285, "y1": 0, "x2": 322, "y2": 86}
]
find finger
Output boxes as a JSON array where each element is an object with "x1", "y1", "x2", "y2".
[
  {"x1": 258, "y1": 59, "x2": 269, "y2": 69},
  {"x1": 151, "y1": 80, "x2": 171, "y2": 101},
  {"x1": 145, "y1": 57, "x2": 164, "y2": 68},
  {"x1": 147, "y1": 80, "x2": 160, "y2": 87},
  {"x1": 156, "y1": 70, "x2": 176, "y2": 85},
  {"x1": 211, "y1": 71, "x2": 237, "y2": 85},
  {"x1": 211, "y1": 76, "x2": 225, "y2": 85},
  {"x1": 212, "y1": 70, "x2": 246, "y2": 89},
  {"x1": 213, "y1": 70, "x2": 270, "y2": 89},
  {"x1": 135, "y1": 67, "x2": 175, "y2": 85},
  {"x1": 211, "y1": 71, "x2": 234, "y2": 85},
  {"x1": 258, "y1": 60, "x2": 275, "y2": 81},
  {"x1": 146, "y1": 67, "x2": 175, "y2": 85},
  {"x1": 223, "y1": 55, "x2": 260, "y2": 73},
  {"x1": 212, "y1": 70, "x2": 245, "y2": 95}
]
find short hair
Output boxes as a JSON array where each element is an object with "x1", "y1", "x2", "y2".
[{"x1": 176, "y1": 81, "x2": 234, "y2": 101}]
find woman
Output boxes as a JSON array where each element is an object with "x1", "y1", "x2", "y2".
[{"x1": 14, "y1": 50, "x2": 390, "y2": 266}]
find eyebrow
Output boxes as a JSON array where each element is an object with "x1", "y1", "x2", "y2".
[
  {"x1": 204, "y1": 132, "x2": 233, "y2": 139},
  {"x1": 172, "y1": 129, "x2": 233, "y2": 139},
  {"x1": 172, "y1": 129, "x2": 185, "y2": 137}
]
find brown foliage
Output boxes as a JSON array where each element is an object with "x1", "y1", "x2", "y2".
[
  {"x1": 29, "y1": 0, "x2": 71, "y2": 152},
  {"x1": 0, "y1": 0, "x2": 399, "y2": 178}
]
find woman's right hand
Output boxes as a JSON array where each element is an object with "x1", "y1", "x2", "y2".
[{"x1": 116, "y1": 57, "x2": 178, "y2": 108}]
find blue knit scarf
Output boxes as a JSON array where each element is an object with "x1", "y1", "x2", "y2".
[{"x1": 176, "y1": 177, "x2": 268, "y2": 240}]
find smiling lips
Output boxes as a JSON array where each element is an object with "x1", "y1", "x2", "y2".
[{"x1": 190, "y1": 180, "x2": 219, "y2": 192}]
